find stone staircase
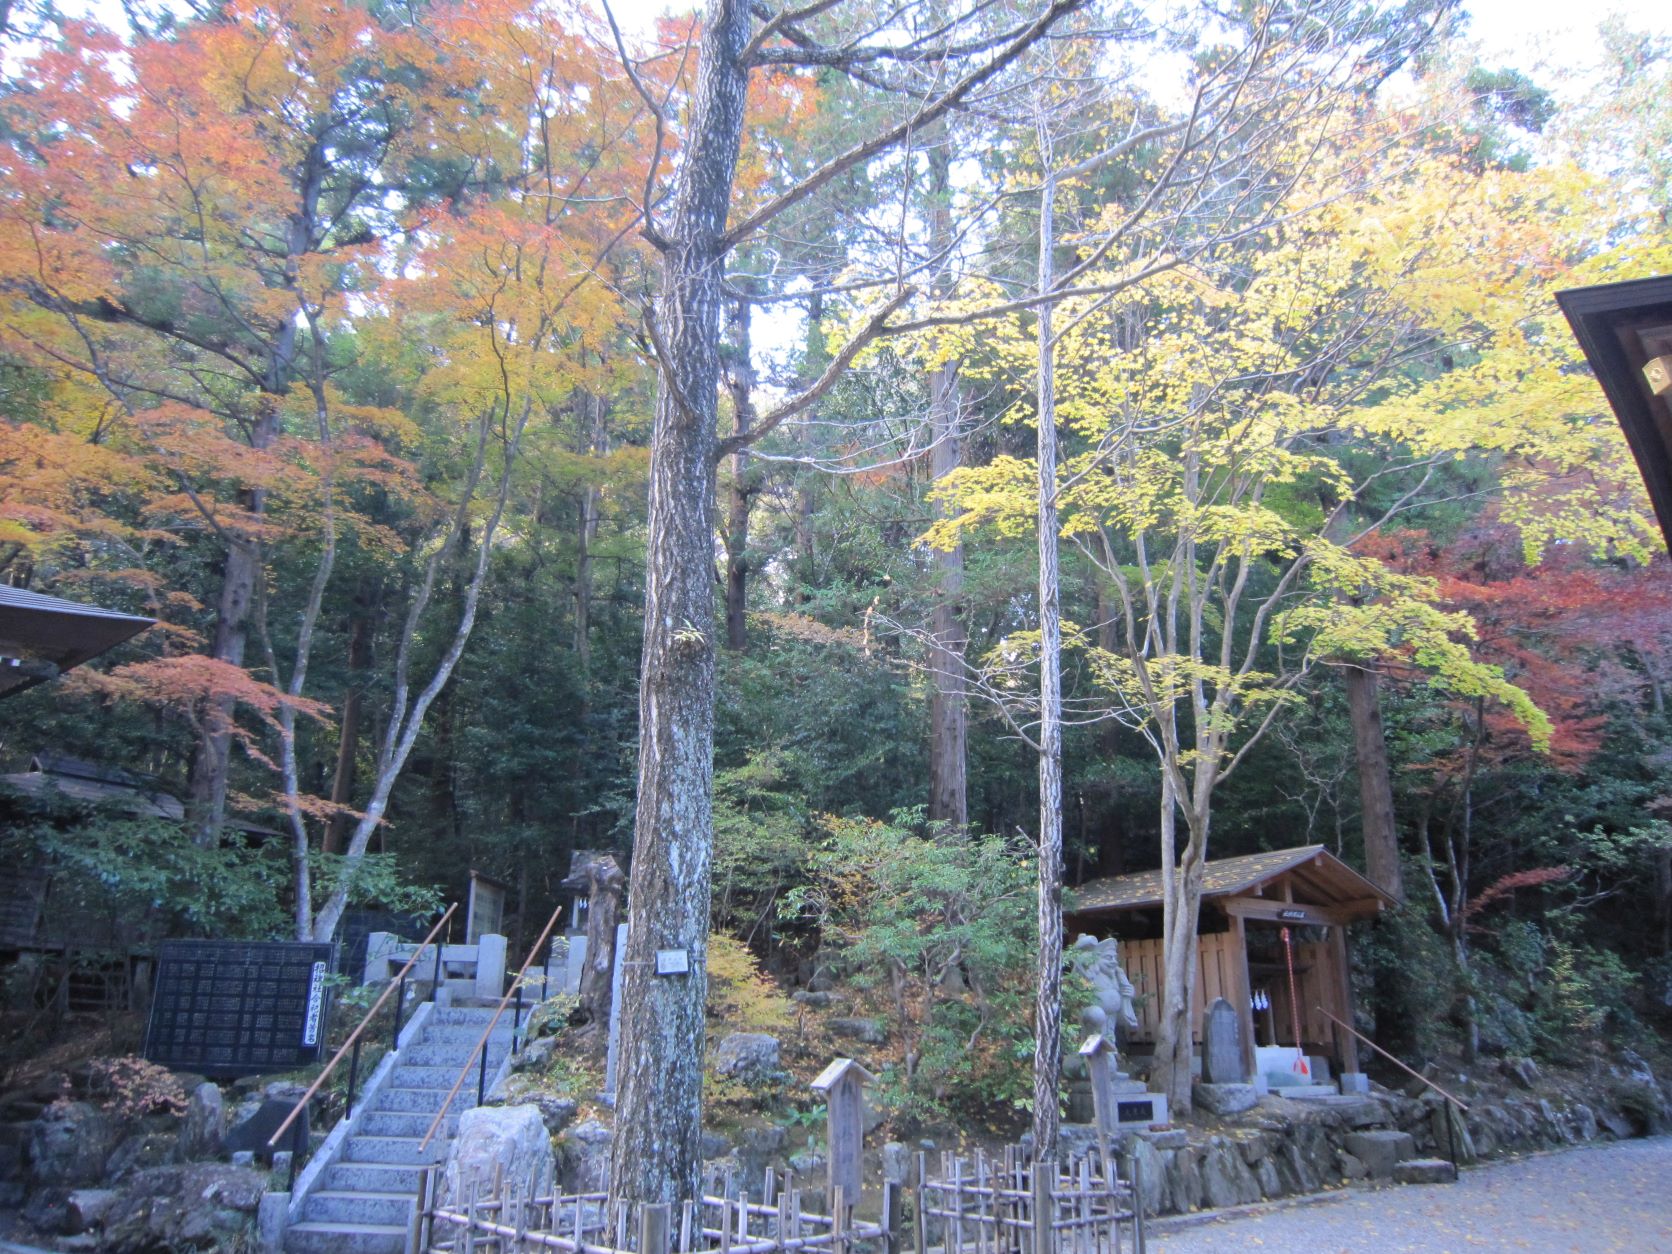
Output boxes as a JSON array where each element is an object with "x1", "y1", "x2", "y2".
[{"x1": 283, "y1": 1006, "x2": 514, "y2": 1254}]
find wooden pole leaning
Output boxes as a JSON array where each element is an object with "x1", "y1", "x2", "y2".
[
  {"x1": 420, "y1": 903, "x2": 565, "y2": 1151},
  {"x1": 1313, "y1": 1008, "x2": 1469, "y2": 1111},
  {"x1": 269, "y1": 902, "x2": 459, "y2": 1149}
]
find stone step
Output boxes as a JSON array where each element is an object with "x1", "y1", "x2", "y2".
[
  {"x1": 360, "y1": 1110, "x2": 460, "y2": 1139},
  {"x1": 1394, "y1": 1158, "x2": 1458, "y2": 1185},
  {"x1": 325, "y1": 1161, "x2": 426, "y2": 1194},
  {"x1": 390, "y1": 1064, "x2": 462, "y2": 1088},
  {"x1": 430, "y1": 1006, "x2": 511, "y2": 1025},
  {"x1": 420, "y1": 1024, "x2": 515, "y2": 1046},
  {"x1": 373, "y1": 1086, "x2": 477, "y2": 1115},
  {"x1": 401, "y1": 1042, "x2": 511, "y2": 1068},
  {"x1": 345, "y1": 1135, "x2": 444, "y2": 1165},
  {"x1": 284, "y1": 1220, "x2": 409, "y2": 1254},
  {"x1": 304, "y1": 1189, "x2": 416, "y2": 1227}
]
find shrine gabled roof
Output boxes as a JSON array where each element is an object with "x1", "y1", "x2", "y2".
[{"x1": 1067, "y1": 844, "x2": 1396, "y2": 917}]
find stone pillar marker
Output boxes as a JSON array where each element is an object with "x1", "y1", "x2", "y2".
[
  {"x1": 811, "y1": 1058, "x2": 875, "y2": 1213},
  {"x1": 475, "y1": 933, "x2": 508, "y2": 1001},
  {"x1": 1203, "y1": 997, "x2": 1243, "y2": 1083}
]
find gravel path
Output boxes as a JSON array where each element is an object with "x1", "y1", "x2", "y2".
[{"x1": 1151, "y1": 1136, "x2": 1672, "y2": 1253}]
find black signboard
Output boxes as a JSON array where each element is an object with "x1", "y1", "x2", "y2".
[{"x1": 143, "y1": 940, "x2": 334, "y2": 1077}]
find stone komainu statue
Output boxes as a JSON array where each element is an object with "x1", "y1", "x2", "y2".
[{"x1": 1071, "y1": 933, "x2": 1139, "y2": 1039}]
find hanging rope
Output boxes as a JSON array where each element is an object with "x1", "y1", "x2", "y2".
[{"x1": 1280, "y1": 925, "x2": 1304, "y2": 1051}]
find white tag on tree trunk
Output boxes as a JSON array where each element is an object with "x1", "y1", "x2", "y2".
[{"x1": 655, "y1": 948, "x2": 690, "y2": 975}]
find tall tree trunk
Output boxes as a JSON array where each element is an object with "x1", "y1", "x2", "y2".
[
  {"x1": 576, "y1": 392, "x2": 607, "y2": 675},
  {"x1": 1153, "y1": 775, "x2": 1207, "y2": 1110},
  {"x1": 608, "y1": 0, "x2": 750, "y2": 1209},
  {"x1": 1344, "y1": 664, "x2": 1403, "y2": 900},
  {"x1": 723, "y1": 290, "x2": 757, "y2": 651},
  {"x1": 188, "y1": 150, "x2": 318, "y2": 848},
  {"x1": 1030, "y1": 152, "x2": 1064, "y2": 1161},
  {"x1": 794, "y1": 292, "x2": 825, "y2": 591},
  {"x1": 324, "y1": 603, "x2": 371, "y2": 856},
  {"x1": 926, "y1": 139, "x2": 968, "y2": 829},
  {"x1": 186, "y1": 406, "x2": 278, "y2": 847}
]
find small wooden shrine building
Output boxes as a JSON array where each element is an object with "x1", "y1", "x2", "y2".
[{"x1": 1065, "y1": 845, "x2": 1396, "y2": 1083}]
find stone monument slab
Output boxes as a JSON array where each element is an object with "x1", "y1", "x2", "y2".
[{"x1": 1203, "y1": 996, "x2": 1243, "y2": 1083}]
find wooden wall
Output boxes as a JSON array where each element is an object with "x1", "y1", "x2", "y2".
[
  {"x1": 1120, "y1": 931, "x2": 1240, "y2": 1045},
  {"x1": 1118, "y1": 930, "x2": 1339, "y2": 1051}
]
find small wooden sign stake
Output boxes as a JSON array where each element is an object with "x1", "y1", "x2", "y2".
[
  {"x1": 1078, "y1": 1034, "x2": 1118, "y2": 1172},
  {"x1": 811, "y1": 1058, "x2": 876, "y2": 1216}
]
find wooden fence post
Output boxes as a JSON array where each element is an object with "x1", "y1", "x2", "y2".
[
  {"x1": 640, "y1": 1202, "x2": 672, "y2": 1254},
  {"x1": 811, "y1": 1059, "x2": 875, "y2": 1216},
  {"x1": 882, "y1": 1180, "x2": 901, "y2": 1254},
  {"x1": 1030, "y1": 1160, "x2": 1054, "y2": 1254}
]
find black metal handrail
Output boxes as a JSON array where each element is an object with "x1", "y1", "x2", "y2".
[
  {"x1": 268, "y1": 902, "x2": 458, "y2": 1183},
  {"x1": 418, "y1": 903, "x2": 564, "y2": 1150}
]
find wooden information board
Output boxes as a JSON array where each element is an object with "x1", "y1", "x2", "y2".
[{"x1": 143, "y1": 940, "x2": 334, "y2": 1077}]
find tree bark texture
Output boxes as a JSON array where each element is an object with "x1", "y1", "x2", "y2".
[
  {"x1": 608, "y1": 0, "x2": 750, "y2": 1209},
  {"x1": 723, "y1": 292, "x2": 757, "y2": 651},
  {"x1": 1153, "y1": 777, "x2": 1208, "y2": 1110},
  {"x1": 1030, "y1": 158, "x2": 1064, "y2": 1162},
  {"x1": 187, "y1": 404, "x2": 278, "y2": 847},
  {"x1": 926, "y1": 140, "x2": 968, "y2": 830},
  {"x1": 324, "y1": 604, "x2": 371, "y2": 855},
  {"x1": 576, "y1": 390, "x2": 607, "y2": 674},
  {"x1": 1344, "y1": 663, "x2": 1403, "y2": 901},
  {"x1": 572, "y1": 854, "x2": 626, "y2": 1029}
]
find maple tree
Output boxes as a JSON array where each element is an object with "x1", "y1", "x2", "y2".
[
  {"x1": 0, "y1": 0, "x2": 651, "y2": 938},
  {"x1": 920, "y1": 102, "x2": 1653, "y2": 1102}
]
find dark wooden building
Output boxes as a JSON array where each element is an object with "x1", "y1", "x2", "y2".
[{"x1": 1065, "y1": 845, "x2": 1395, "y2": 1083}]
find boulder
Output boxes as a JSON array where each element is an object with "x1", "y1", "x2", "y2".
[
  {"x1": 735, "y1": 1124, "x2": 787, "y2": 1185},
  {"x1": 106, "y1": 1127, "x2": 178, "y2": 1179},
  {"x1": 788, "y1": 1151, "x2": 825, "y2": 1176},
  {"x1": 99, "y1": 1163, "x2": 266, "y2": 1253},
  {"x1": 1193, "y1": 1083, "x2": 1258, "y2": 1116},
  {"x1": 1123, "y1": 1133, "x2": 1168, "y2": 1216},
  {"x1": 514, "y1": 1035, "x2": 561, "y2": 1072},
  {"x1": 713, "y1": 1033, "x2": 782, "y2": 1081},
  {"x1": 532, "y1": 1094, "x2": 579, "y2": 1136},
  {"x1": 829, "y1": 1018, "x2": 886, "y2": 1045},
  {"x1": 1164, "y1": 1144, "x2": 1203, "y2": 1213},
  {"x1": 65, "y1": 1187, "x2": 118, "y2": 1234},
  {"x1": 179, "y1": 1082, "x2": 225, "y2": 1160},
  {"x1": 1501, "y1": 1057, "x2": 1540, "y2": 1090},
  {"x1": 1393, "y1": 1157, "x2": 1457, "y2": 1185},
  {"x1": 881, "y1": 1141, "x2": 911, "y2": 1185},
  {"x1": 792, "y1": 990, "x2": 838, "y2": 1009},
  {"x1": 1199, "y1": 1140, "x2": 1261, "y2": 1209},
  {"x1": 224, "y1": 1098, "x2": 298, "y2": 1156},
  {"x1": 27, "y1": 1101, "x2": 116, "y2": 1186},
  {"x1": 445, "y1": 1105, "x2": 555, "y2": 1204},
  {"x1": 700, "y1": 1130, "x2": 732, "y2": 1161},
  {"x1": 1342, "y1": 1129, "x2": 1414, "y2": 1180},
  {"x1": 1337, "y1": 1150, "x2": 1368, "y2": 1181},
  {"x1": 559, "y1": 1117, "x2": 613, "y2": 1193},
  {"x1": 1427, "y1": 1100, "x2": 1476, "y2": 1165}
]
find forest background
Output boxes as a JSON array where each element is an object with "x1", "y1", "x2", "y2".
[{"x1": 3, "y1": 0, "x2": 1672, "y2": 1159}]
